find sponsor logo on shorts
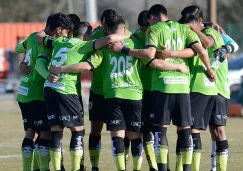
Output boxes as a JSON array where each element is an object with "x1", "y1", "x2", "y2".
[
  {"x1": 223, "y1": 115, "x2": 228, "y2": 120},
  {"x1": 130, "y1": 121, "x2": 141, "y2": 127},
  {"x1": 216, "y1": 115, "x2": 222, "y2": 120},
  {"x1": 73, "y1": 116, "x2": 78, "y2": 120},
  {"x1": 110, "y1": 120, "x2": 121, "y2": 125},
  {"x1": 48, "y1": 114, "x2": 56, "y2": 120},
  {"x1": 34, "y1": 120, "x2": 43, "y2": 126},
  {"x1": 17, "y1": 86, "x2": 29, "y2": 96},
  {"x1": 89, "y1": 102, "x2": 93, "y2": 110},
  {"x1": 23, "y1": 119, "x2": 27, "y2": 123},
  {"x1": 150, "y1": 114, "x2": 154, "y2": 118},
  {"x1": 163, "y1": 76, "x2": 188, "y2": 84},
  {"x1": 59, "y1": 115, "x2": 71, "y2": 121}
]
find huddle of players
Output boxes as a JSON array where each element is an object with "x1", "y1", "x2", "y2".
[{"x1": 15, "y1": 3, "x2": 238, "y2": 171}]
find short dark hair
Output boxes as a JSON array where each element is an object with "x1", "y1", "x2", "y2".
[
  {"x1": 148, "y1": 4, "x2": 167, "y2": 19},
  {"x1": 46, "y1": 14, "x2": 55, "y2": 29},
  {"x1": 100, "y1": 8, "x2": 121, "y2": 24},
  {"x1": 106, "y1": 17, "x2": 125, "y2": 34},
  {"x1": 138, "y1": 10, "x2": 149, "y2": 27},
  {"x1": 179, "y1": 5, "x2": 203, "y2": 24},
  {"x1": 68, "y1": 14, "x2": 81, "y2": 36},
  {"x1": 48, "y1": 13, "x2": 74, "y2": 31},
  {"x1": 73, "y1": 21, "x2": 92, "y2": 37}
]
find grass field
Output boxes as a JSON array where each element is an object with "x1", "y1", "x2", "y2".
[{"x1": 0, "y1": 95, "x2": 243, "y2": 171}]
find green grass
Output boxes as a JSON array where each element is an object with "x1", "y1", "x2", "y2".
[{"x1": 0, "y1": 99, "x2": 243, "y2": 171}]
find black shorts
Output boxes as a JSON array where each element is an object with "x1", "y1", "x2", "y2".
[
  {"x1": 105, "y1": 98, "x2": 142, "y2": 132},
  {"x1": 141, "y1": 90, "x2": 152, "y2": 133},
  {"x1": 209, "y1": 95, "x2": 229, "y2": 126},
  {"x1": 44, "y1": 87, "x2": 84, "y2": 128},
  {"x1": 18, "y1": 101, "x2": 49, "y2": 132},
  {"x1": 190, "y1": 92, "x2": 216, "y2": 130},
  {"x1": 89, "y1": 91, "x2": 106, "y2": 122},
  {"x1": 149, "y1": 91, "x2": 192, "y2": 126}
]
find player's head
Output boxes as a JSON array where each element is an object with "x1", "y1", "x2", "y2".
[
  {"x1": 138, "y1": 10, "x2": 150, "y2": 34},
  {"x1": 68, "y1": 14, "x2": 81, "y2": 37},
  {"x1": 74, "y1": 21, "x2": 93, "y2": 41},
  {"x1": 105, "y1": 17, "x2": 126, "y2": 35},
  {"x1": 48, "y1": 13, "x2": 74, "y2": 38},
  {"x1": 100, "y1": 8, "x2": 122, "y2": 35},
  {"x1": 179, "y1": 5, "x2": 204, "y2": 24},
  {"x1": 148, "y1": 4, "x2": 168, "y2": 25},
  {"x1": 45, "y1": 14, "x2": 55, "y2": 30}
]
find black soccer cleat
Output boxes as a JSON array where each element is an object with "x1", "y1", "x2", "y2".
[
  {"x1": 91, "y1": 167, "x2": 99, "y2": 171},
  {"x1": 60, "y1": 165, "x2": 66, "y2": 171},
  {"x1": 149, "y1": 168, "x2": 158, "y2": 171}
]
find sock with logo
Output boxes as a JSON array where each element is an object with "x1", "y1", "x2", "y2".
[
  {"x1": 38, "y1": 138, "x2": 50, "y2": 171},
  {"x1": 33, "y1": 137, "x2": 40, "y2": 171},
  {"x1": 112, "y1": 137, "x2": 126, "y2": 171},
  {"x1": 124, "y1": 136, "x2": 130, "y2": 168},
  {"x1": 89, "y1": 134, "x2": 101, "y2": 170},
  {"x1": 80, "y1": 130, "x2": 85, "y2": 171},
  {"x1": 210, "y1": 141, "x2": 217, "y2": 171},
  {"x1": 50, "y1": 131, "x2": 63, "y2": 171},
  {"x1": 151, "y1": 126, "x2": 168, "y2": 171},
  {"x1": 175, "y1": 138, "x2": 183, "y2": 171},
  {"x1": 178, "y1": 129, "x2": 192, "y2": 171},
  {"x1": 70, "y1": 131, "x2": 84, "y2": 171},
  {"x1": 131, "y1": 138, "x2": 143, "y2": 171},
  {"x1": 143, "y1": 130, "x2": 157, "y2": 170},
  {"x1": 216, "y1": 140, "x2": 228, "y2": 171},
  {"x1": 191, "y1": 133, "x2": 202, "y2": 171},
  {"x1": 22, "y1": 138, "x2": 34, "y2": 171}
]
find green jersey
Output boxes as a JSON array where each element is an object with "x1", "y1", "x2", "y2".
[
  {"x1": 133, "y1": 28, "x2": 152, "y2": 91},
  {"x1": 145, "y1": 21, "x2": 199, "y2": 94},
  {"x1": 87, "y1": 38, "x2": 144, "y2": 100},
  {"x1": 16, "y1": 32, "x2": 46, "y2": 103},
  {"x1": 44, "y1": 37, "x2": 95, "y2": 95},
  {"x1": 90, "y1": 26, "x2": 132, "y2": 95}
]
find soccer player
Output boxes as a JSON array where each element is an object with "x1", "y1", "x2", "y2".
[
  {"x1": 36, "y1": 20, "x2": 131, "y2": 171},
  {"x1": 49, "y1": 17, "x2": 189, "y2": 171},
  {"x1": 89, "y1": 9, "x2": 132, "y2": 171},
  {"x1": 179, "y1": 5, "x2": 238, "y2": 171},
  {"x1": 109, "y1": 4, "x2": 216, "y2": 171},
  {"x1": 133, "y1": 10, "x2": 158, "y2": 171},
  {"x1": 15, "y1": 13, "x2": 72, "y2": 171}
]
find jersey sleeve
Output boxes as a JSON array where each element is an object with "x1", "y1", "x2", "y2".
[
  {"x1": 43, "y1": 35, "x2": 55, "y2": 48},
  {"x1": 15, "y1": 38, "x2": 28, "y2": 53},
  {"x1": 145, "y1": 26, "x2": 159, "y2": 48},
  {"x1": 77, "y1": 40, "x2": 95, "y2": 54},
  {"x1": 186, "y1": 29, "x2": 200, "y2": 48},
  {"x1": 86, "y1": 50, "x2": 103, "y2": 70}
]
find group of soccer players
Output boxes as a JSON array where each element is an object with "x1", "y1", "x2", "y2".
[{"x1": 15, "y1": 3, "x2": 239, "y2": 171}]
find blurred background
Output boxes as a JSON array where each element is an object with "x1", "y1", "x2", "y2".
[{"x1": 0, "y1": 0, "x2": 243, "y2": 114}]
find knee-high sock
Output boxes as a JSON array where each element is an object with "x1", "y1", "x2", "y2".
[
  {"x1": 124, "y1": 136, "x2": 130, "y2": 168},
  {"x1": 22, "y1": 138, "x2": 34, "y2": 171},
  {"x1": 50, "y1": 131, "x2": 63, "y2": 171},
  {"x1": 89, "y1": 134, "x2": 101, "y2": 170},
  {"x1": 38, "y1": 138, "x2": 50, "y2": 171},
  {"x1": 216, "y1": 140, "x2": 228, "y2": 171},
  {"x1": 191, "y1": 133, "x2": 202, "y2": 171},
  {"x1": 210, "y1": 141, "x2": 216, "y2": 171},
  {"x1": 151, "y1": 126, "x2": 168, "y2": 171},
  {"x1": 175, "y1": 138, "x2": 182, "y2": 171},
  {"x1": 70, "y1": 131, "x2": 84, "y2": 171},
  {"x1": 112, "y1": 137, "x2": 125, "y2": 171},
  {"x1": 131, "y1": 138, "x2": 143, "y2": 171},
  {"x1": 80, "y1": 131, "x2": 85, "y2": 171},
  {"x1": 178, "y1": 129, "x2": 192, "y2": 171},
  {"x1": 143, "y1": 131, "x2": 158, "y2": 170},
  {"x1": 33, "y1": 137, "x2": 40, "y2": 171}
]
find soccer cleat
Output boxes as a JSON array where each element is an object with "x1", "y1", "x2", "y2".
[
  {"x1": 80, "y1": 166, "x2": 87, "y2": 171},
  {"x1": 60, "y1": 165, "x2": 66, "y2": 171},
  {"x1": 149, "y1": 168, "x2": 158, "y2": 171},
  {"x1": 91, "y1": 167, "x2": 99, "y2": 171}
]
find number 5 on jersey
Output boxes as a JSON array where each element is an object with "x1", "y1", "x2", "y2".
[{"x1": 52, "y1": 48, "x2": 71, "y2": 66}]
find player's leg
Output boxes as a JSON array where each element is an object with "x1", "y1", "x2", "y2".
[
  {"x1": 88, "y1": 92, "x2": 105, "y2": 171},
  {"x1": 142, "y1": 90, "x2": 157, "y2": 171},
  {"x1": 174, "y1": 94, "x2": 193, "y2": 171},
  {"x1": 33, "y1": 134, "x2": 40, "y2": 171},
  {"x1": 124, "y1": 134, "x2": 130, "y2": 168},
  {"x1": 123, "y1": 99, "x2": 143, "y2": 171},
  {"x1": 149, "y1": 91, "x2": 174, "y2": 171},
  {"x1": 18, "y1": 102, "x2": 37, "y2": 171},
  {"x1": 209, "y1": 95, "x2": 229, "y2": 171},
  {"x1": 106, "y1": 98, "x2": 126, "y2": 171}
]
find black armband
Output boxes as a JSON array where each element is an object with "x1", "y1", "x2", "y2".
[
  {"x1": 121, "y1": 47, "x2": 130, "y2": 55},
  {"x1": 145, "y1": 58, "x2": 156, "y2": 67},
  {"x1": 43, "y1": 36, "x2": 48, "y2": 46}
]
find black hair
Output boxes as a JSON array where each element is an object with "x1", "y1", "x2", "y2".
[
  {"x1": 68, "y1": 14, "x2": 81, "y2": 36},
  {"x1": 106, "y1": 17, "x2": 125, "y2": 34},
  {"x1": 138, "y1": 10, "x2": 149, "y2": 27},
  {"x1": 179, "y1": 5, "x2": 203, "y2": 24},
  {"x1": 46, "y1": 14, "x2": 55, "y2": 29},
  {"x1": 148, "y1": 4, "x2": 167, "y2": 19},
  {"x1": 48, "y1": 13, "x2": 74, "y2": 31},
  {"x1": 73, "y1": 21, "x2": 92, "y2": 37},
  {"x1": 100, "y1": 8, "x2": 121, "y2": 24}
]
